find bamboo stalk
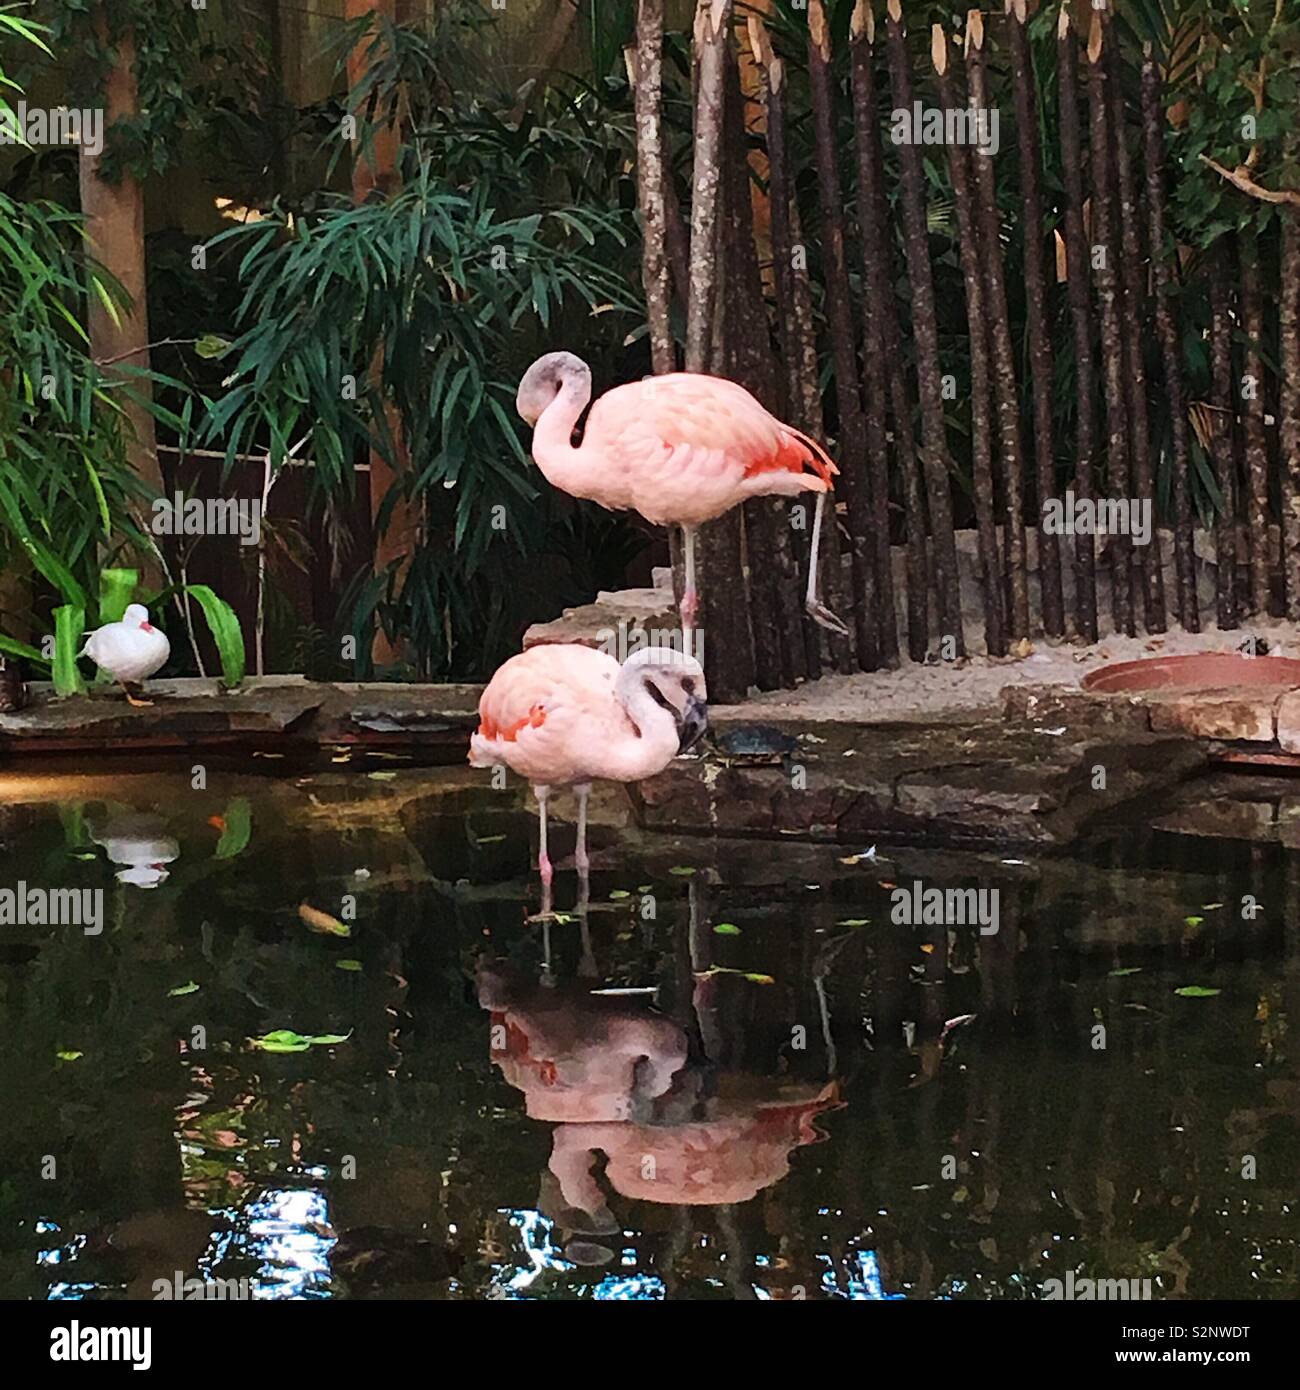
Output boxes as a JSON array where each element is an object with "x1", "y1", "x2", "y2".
[
  {"x1": 1282, "y1": 209, "x2": 1300, "y2": 619},
  {"x1": 848, "y1": 1, "x2": 924, "y2": 663},
  {"x1": 685, "y1": 0, "x2": 754, "y2": 701},
  {"x1": 1240, "y1": 236, "x2": 1272, "y2": 618},
  {"x1": 1141, "y1": 45, "x2": 1197, "y2": 631},
  {"x1": 933, "y1": 24, "x2": 1006, "y2": 657},
  {"x1": 1208, "y1": 246, "x2": 1240, "y2": 630},
  {"x1": 966, "y1": 10, "x2": 1029, "y2": 639},
  {"x1": 752, "y1": 31, "x2": 824, "y2": 679},
  {"x1": 1105, "y1": 24, "x2": 1166, "y2": 633},
  {"x1": 808, "y1": 0, "x2": 875, "y2": 672},
  {"x1": 631, "y1": 0, "x2": 674, "y2": 376},
  {"x1": 1057, "y1": 6, "x2": 1098, "y2": 642},
  {"x1": 685, "y1": 0, "x2": 734, "y2": 373},
  {"x1": 1006, "y1": 0, "x2": 1063, "y2": 639},
  {"x1": 721, "y1": 45, "x2": 797, "y2": 688},
  {"x1": 1085, "y1": 12, "x2": 1135, "y2": 637},
  {"x1": 885, "y1": 0, "x2": 964, "y2": 656}
]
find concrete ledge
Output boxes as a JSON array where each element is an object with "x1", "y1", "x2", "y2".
[{"x1": 0, "y1": 677, "x2": 482, "y2": 759}]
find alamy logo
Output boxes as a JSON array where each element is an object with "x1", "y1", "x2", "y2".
[
  {"x1": 49, "y1": 1321, "x2": 151, "y2": 1371},
  {"x1": 1042, "y1": 490, "x2": 1152, "y2": 547},
  {"x1": 890, "y1": 101, "x2": 1000, "y2": 157},
  {"x1": 890, "y1": 880, "x2": 999, "y2": 935},
  {"x1": 0, "y1": 883, "x2": 102, "y2": 935},
  {"x1": 596, "y1": 621, "x2": 702, "y2": 665},
  {"x1": 151, "y1": 493, "x2": 262, "y2": 547},
  {"x1": 152, "y1": 1271, "x2": 251, "y2": 1299},
  {"x1": 0, "y1": 102, "x2": 104, "y2": 156},
  {"x1": 1043, "y1": 1270, "x2": 1153, "y2": 1301}
]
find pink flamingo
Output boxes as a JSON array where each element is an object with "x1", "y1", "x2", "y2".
[
  {"x1": 469, "y1": 643, "x2": 707, "y2": 911},
  {"x1": 515, "y1": 354, "x2": 850, "y2": 652}
]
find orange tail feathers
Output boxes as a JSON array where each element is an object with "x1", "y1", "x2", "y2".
[{"x1": 778, "y1": 427, "x2": 838, "y2": 486}]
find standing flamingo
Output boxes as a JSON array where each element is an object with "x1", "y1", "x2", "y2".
[
  {"x1": 515, "y1": 354, "x2": 850, "y2": 652},
  {"x1": 469, "y1": 643, "x2": 706, "y2": 913}
]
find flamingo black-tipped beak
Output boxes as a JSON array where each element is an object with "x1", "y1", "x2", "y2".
[{"x1": 677, "y1": 695, "x2": 709, "y2": 754}]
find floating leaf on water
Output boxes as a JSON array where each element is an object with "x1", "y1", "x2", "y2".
[
  {"x1": 336, "y1": 959, "x2": 363, "y2": 972},
  {"x1": 69, "y1": 851, "x2": 97, "y2": 861},
  {"x1": 743, "y1": 972, "x2": 775, "y2": 985},
  {"x1": 837, "y1": 918, "x2": 871, "y2": 927},
  {"x1": 668, "y1": 866, "x2": 695, "y2": 877},
  {"x1": 475, "y1": 834, "x2": 506, "y2": 845},
  {"x1": 214, "y1": 797, "x2": 252, "y2": 859},
  {"x1": 637, "y1": 885, "x2": 651, "y2": 893},
  {"x1": 168, "y1": 981, "x2": 201, "y2": 997},
  {"x1": 249, "y1": 1029, "x2": 352, "y2": 1052},
  {"x1": 367, "y1": 770, "x2": 398, "y2": 781},
  {"x1": 713, "y1": 922, "x2": 741, "y2": 936},
  {"x1": 1174, "y1": 985, "x2": 1220, "y2": 998},
  {"x1": 1109, "y1": 967, "x2": 1143, "y2": 977},
  {"x1": 919, "y1": 943, "x2": 935, "y2": 954},
  {"x1": 298, "y1": 902, "x2": 351, "y2": 938},
  {"x1": 1201, "y1": 902, "x2": 1224, "y2": 911},
  {"x1": 1183, "y1": 915, "x2": 1204, "y2": 927},
  {"x1": 56, "y1": 1050, "x2": 83, "y2": 1062},
  {"x1": 609, "y1": 890, "x2": 631, "y2": 900}
]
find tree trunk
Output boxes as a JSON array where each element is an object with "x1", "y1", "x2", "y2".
[
  {"x1": 346, "y1": 0, "x2": 419, "y2": 668},
  {"x1": 78, "y1": 16, "x2": 160, "y2": 498},
  {"x1": 1106, "y1": 28, "x2": 1165, "y2": 632},
  {"x1": 1007, "y1": 0, "x2": 1063, "y2": 640},
  {"x1": 1085, "y1": 14, "x2": 1134, "y2": 637},
  {"x1": 685, "y1": 0, "x2": 734, "y2": 372},
  {"x1": 1141, "y1": 47, "x2": 1197, "y2": 631},
  {"x1": 966, "y1": 11, "x2": 1029, "y2": 639},
  {"x1": 722, "y1": 46, "x2": 794, "y2": 689},
  {"x1": 1282, "y1": 209, "x2": 1300, "y2": 619},
  {"x1": 686, "y1": 0, "x2": 754, "y2": 701},
  {"x1": 1057, "y1": 9, "x2": 1098, "y2": 642},
  {"x1": 846, "y1": 2, "x2": 906, "y2": 666},
  {"x1": 885, "y1": 0, "x2": 964, "y2": 656},
  {"x1": 934, "y1": 26, "x2": 1005, "y2": 656},
  {"x1": 753, "y1": 36, "x2": 823, "y2": 680},
  {"x1": 1208, "y1": 247, "x2": 1240, "y2": 630},
  {"x1": 1240, "y1": 238, "x2": 1272, "y2": 618},
  {"x1": 631, "y1": 0, "x2": 675, "y2": 376},
  {"x1": 807, "y1": 0, "x2": 874, "y2": 672}
]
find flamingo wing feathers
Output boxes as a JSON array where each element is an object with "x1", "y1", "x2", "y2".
[
  {"x1": 470, "y1": 645, "x2": 621, "y2": 782},
  {"x1": 587, "y1": 374, "x2": 837, "y2": 486}
]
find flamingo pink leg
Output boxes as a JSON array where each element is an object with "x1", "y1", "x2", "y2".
[
  {"x1": 535, "y1": 784, "x2": 553, "y2": 917},
  {"x1": 574, "y1": 783, "x2": 591, "y2": 877},
  {"x1": 680, "y1": 525, "x2": 699, "y2": 658}
]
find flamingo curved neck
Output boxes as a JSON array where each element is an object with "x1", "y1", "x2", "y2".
[
  {"x1": 531, "y1": 379, "x2": 593, "y2": 498},
  {"x1": 604, "y1": 674, "x2": 681, "y2": 782}
]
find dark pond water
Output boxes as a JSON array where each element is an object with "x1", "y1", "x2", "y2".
[{"x1": 1, "y1": 758, "x2": 1297, "y2": 1300}]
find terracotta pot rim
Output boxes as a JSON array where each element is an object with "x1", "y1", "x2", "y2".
[{"x1": 1082, "y1": 652, "x2": 1300, "y2": 695}]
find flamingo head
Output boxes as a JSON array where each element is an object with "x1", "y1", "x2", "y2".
[
  {"x1": 516, "y1": 351, "x2": 591, "y2": 427},
  {"x1": 619, "y1": 646, "x2": 709, "y2": 754}
]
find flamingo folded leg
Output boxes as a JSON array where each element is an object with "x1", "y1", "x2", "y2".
[{"x1": 806, "y1": 491, "x2": 851, "y2": 637}]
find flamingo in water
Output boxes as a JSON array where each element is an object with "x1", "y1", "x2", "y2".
[
  {"x1": 469, "y1": 643, "x2": 706, "y2": 911},
  {"x1": 515, "y1": 354, "x2": 850, "y2": 652}
]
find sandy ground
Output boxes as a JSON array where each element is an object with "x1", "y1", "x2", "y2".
[{"x1": 727, "y1": 618, "x2": 1300, "y2": 723}]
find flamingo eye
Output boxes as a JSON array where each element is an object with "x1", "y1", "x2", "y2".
[{"x1": 681, "y1": 677, "x2": 696, "y2": 695}]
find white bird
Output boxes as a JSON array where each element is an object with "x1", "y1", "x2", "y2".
[
  {"x1": 87, "y1": 811, "x2": 180, "y2": 889},
  {"x1": 81, "y1": 603, "x2": 170, "y2": 705}
]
